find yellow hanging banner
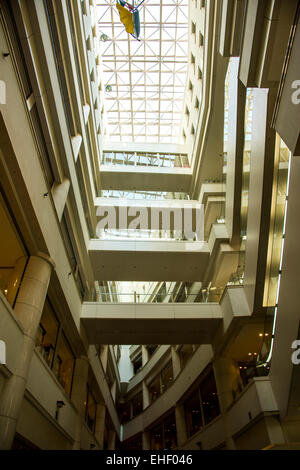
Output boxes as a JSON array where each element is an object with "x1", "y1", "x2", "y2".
[{"x1": 116, "y1": 3, "x2": 134, "y2": 35}]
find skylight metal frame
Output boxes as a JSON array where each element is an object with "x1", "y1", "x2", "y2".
[{"x1": 96, "y1": 0, "x2": 189, "y2": 143}]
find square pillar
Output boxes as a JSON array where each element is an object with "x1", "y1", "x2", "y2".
[
  {"x1": 107, "y1": 430, "x2": 116, "y2": 450},
  {"x1": 175, "y1": 404, "x2": 188, "y2": 447},
  {"x1": 171, "y1": 346, "x2": 181, "y2": 379},
  {"x1": 143, "y1": 381, "x2": 150, "y2": 409},
  {"x1": 213, "y1": 357, "x2": 242, "y2": 449},
  {"x1": 71, "y1": 356, "x2": 89, "y2": 450},
  {"x1": 95, "y1": 403, "x2": 106, "y2": 449},
  {"x1": 143, "y1": 430, "x2": 151, "y2": 450}
]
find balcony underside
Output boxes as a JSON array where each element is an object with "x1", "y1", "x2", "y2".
[
  {"x1": 81, "y1": 302, "x2": 222, "y2": 344},
  {"x1": 99, "y1": 166, "x2": 192, "y2": 192},
  {"x1": 89, "y1": 239, "x2": 210, "y2": 281}
]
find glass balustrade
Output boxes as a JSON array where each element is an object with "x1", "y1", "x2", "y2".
[{"x1": 101, "y1": 151, "x2": 190, "y2": 168}]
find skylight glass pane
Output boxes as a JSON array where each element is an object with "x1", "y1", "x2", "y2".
[{"x1": 96, "y1": 0, "x2": 188, "y2": 144}]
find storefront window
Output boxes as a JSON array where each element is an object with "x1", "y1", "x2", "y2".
[
  {"x1": 150, "y1": 412, "x2": 177, "y2": 450},
  {"x1": 148, "y1": 361, "x2": 174, "y2": 404},
  {"x1": 0, "y1": 192, "x2": 28, "y2": 307},
  {"x1": 131, "y1": 391, "x2": 143, "y2": 418},
  {"x1": 36, "y1": 300, "x2": 59, "y2": 368},
  {"x1": 200, "y1": 370, "x2": 220, "y2": 425},
  {"x1": 184, "y1": 366, "x2": 220, "y2": 438},
  {"x1": 185, "y1": 390, "x2": 203, "y2": 437},
  {"x1": 161, "y1": 362, "x2": 173, "y2": 392},
  {"x1": 85, "y1": 385, "x2": 97, "y2": 433},
  {"x1": 149, "y1": 374, "x2": 161, "y2": 403},
  {"x1": 53, "y1": 333, "x2": 75, "y2": 396}
]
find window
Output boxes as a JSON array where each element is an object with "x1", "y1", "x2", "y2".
[
  {"x1": 118, "y1": 401, "x2": 131, "y2": 424},
  {"x1": 131, "y1": 391, "x2": 143, "y2": 417},
  {"x1": 191, "y1": 22, "x2": 196, "y2": 35},
  {"x1": 53, "y1": 332, "x2": 75, "y2": 396},
  {"x1": 200, "y1": 369, "x2": 220, "y2": 424},
  {"x1": 146, "y1": 345, "x2": 158, "y2": 358},
  {"x1": 150, "y1": 412, "x2": 177, "y2": 450},
  {"x1": 184, "y1": 365, "x2": 220, "y2": 438},
  {"x1": 36, "y1": 300, "x2": 75, "y2": 397},
  {"x1": 185, "y1": 390, "x2": 204, "y2": 437},
  {"x1": 118, "y1": 434, "x2": 143, "y2": 450},
  {"x1": 85, "y1": 385, "x2": 97, "y2": 433},
  {"x1": 161, "y1": 362, "x2": 173, "y2": 393},
  {"x1": 36, "y1": 300, "x2": 59, "y2": 368},
  {"x1": 149, "y1": 374, "x2": 161, "y2": 403},
  {"x1": 149, "y1": 361, "x2": 174, "y2": 403},
  {"x1": 0, "y1": 192, "x2": 28, "y2": 307},
  {"x1": 132, "y1": 354, "x2": 142, "y2": 374}
]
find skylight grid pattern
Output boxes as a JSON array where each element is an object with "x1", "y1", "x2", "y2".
[{"x1": 96, "y1": 0, "x2": 189, "y2": 143}]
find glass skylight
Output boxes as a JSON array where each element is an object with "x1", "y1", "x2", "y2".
[{"x1": 96, "y1": 0, "x2": 189, "y2": 144}]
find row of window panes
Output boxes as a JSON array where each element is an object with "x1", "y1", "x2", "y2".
[
  {"x1": 148, "y1": 362, "x2": 174, "y2": 404},
  {"x1": 85, "y1": 384, "x2": 97, "y2": 433},
  {"x1": 184, "y1": 367, "x2": 220, "y2": 438},
  {"x1": 149, "y1": 411, "x2": 177, "y2": 450},
  {"x1": 36, "y1": 299, "x2": 75, "y2": 397}
]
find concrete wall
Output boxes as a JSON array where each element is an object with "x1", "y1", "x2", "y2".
[{"x1": 123, "y1": 345, "x2": 213, "y2": 440}]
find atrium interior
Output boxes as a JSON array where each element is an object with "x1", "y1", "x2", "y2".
[{"x1": 0, "y1": 0, "x2": 300, "y2": 451}]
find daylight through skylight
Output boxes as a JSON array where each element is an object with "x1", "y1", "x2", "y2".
[{"x1": 96, "y1": 0, "x2": 189, "y2": 144}]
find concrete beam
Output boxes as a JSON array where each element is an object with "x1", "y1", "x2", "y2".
[
  {"x1": 94, "y1": 197, "x2": 203, "y2": 231},
  {"x1": 99, "y1": 165, "x2": 192, "y2": 192},
  {"x1": 88, "y1": 239, "x2": 210, "y2": 281},
  {"x1": 81, "y1": 302, "x2": 222, "y2": 344}
]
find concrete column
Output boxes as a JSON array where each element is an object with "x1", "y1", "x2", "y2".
[
  {"x1": 265, "y1": 415, "x2": 285, "y2": 445},
  {"x1": 107, "y1": 430, "x2": 116, "y2": 450},
  {"x1": 171, "y1": 346, "x2": 181, "y2": 379},
  {"x1": 95, "y1": 403, "x2": 106, "y2": 449},
  {"x1": 71, "y1": 356, "x2": 89, "y2": 450},
  {"x1": 224, "y1": 57, "x2": 246, "y2": 247},
  {"x1": 213, "y1": 357, "x2": 242, "y2": 411},
  {"x1": 175, "y1": 404, "x2": 188, "y2": 447},
  {"x1": 142, "y1": 345, "x2": 149, "y2": 367},
  {"x1": 213, "y1": 357, "x2": 242, "y2": 449},
  {"x1": 143, "y1": 430, "x2": 151, "y2": 450},
  {"x1": 0, "y1": 254, "x2": 54, "y2": 449},
  {"x1": 243, "y1": 87, "x2": 277, "y2": 311},
  {"x1": 143, "y1": 381, "x2": 150, "y2": 409}
]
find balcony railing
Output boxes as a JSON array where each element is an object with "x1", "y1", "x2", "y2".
[
  {"x1": 101, "y1": 151, "x2": 190, "y2": 168},
  {"x1": 97, "y1": 290, "x2": 223, "y2": 304}
]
